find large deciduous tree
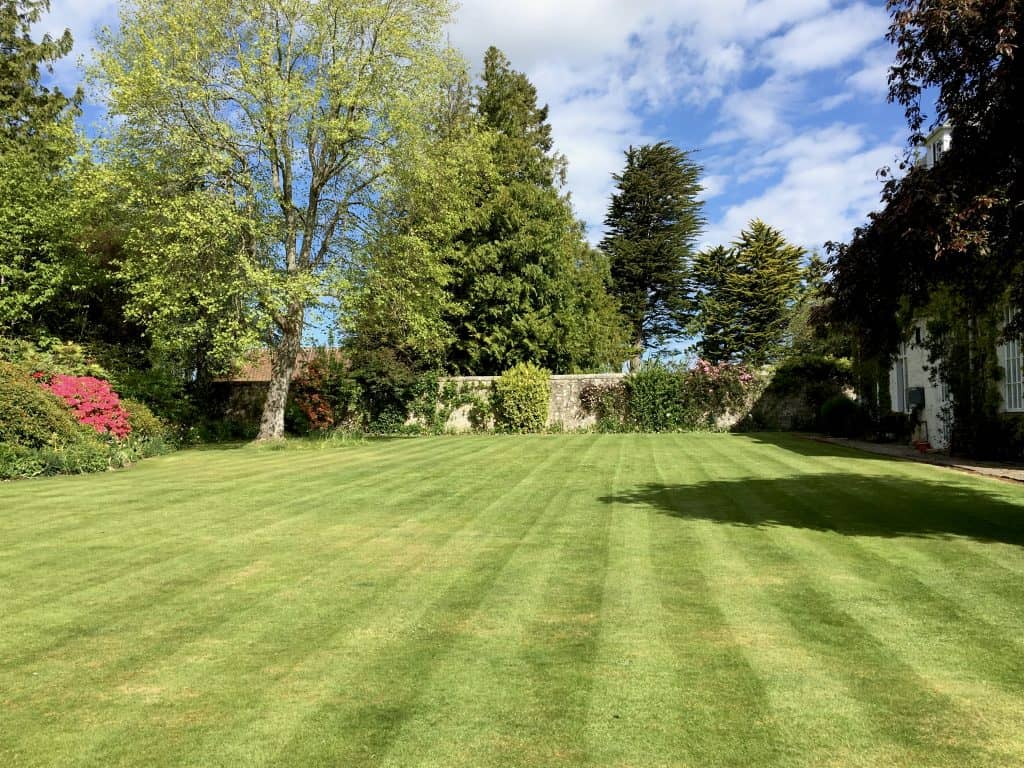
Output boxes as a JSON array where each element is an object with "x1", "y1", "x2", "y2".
[
  {"x1": 693, "y1": 220, "x2": 806, "y2": 365},
  {"x1": 600, "y1": 142, "x2": 705, "y2": 369},
  {"x1": 825, "y1": 0, "x2": 1022, "y2": 454},
  {"x1": 95, "y1": 0, "x2": 455, "y2": 440}
]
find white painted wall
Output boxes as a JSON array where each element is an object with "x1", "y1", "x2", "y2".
[{"x1": 888, "y1": 320, "x2": 951, "y2": 450}]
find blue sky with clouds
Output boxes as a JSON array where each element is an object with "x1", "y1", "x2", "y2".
[{"x1": 43, "y1": 0, "x2": 909, "y2": 253}]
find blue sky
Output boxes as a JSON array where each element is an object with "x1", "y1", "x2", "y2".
[{"x1": 44, "y1": 0, "x2": 909, "y2": 253}]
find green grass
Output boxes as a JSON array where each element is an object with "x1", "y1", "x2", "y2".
[{"x1": 2, "y1": 433, "x2": 1024, "y2": 767}]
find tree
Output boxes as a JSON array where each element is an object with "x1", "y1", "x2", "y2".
[
  {"x1": 693, "y1": 220, "x2": 806, "y2": 365},
  {"x1": 600, "y1": 142, "x2": 705, "y2": 369},
  {"x1": 345, "y1": 70, "x2": 492, "y2": 372},
  {"x1": 0, "y1": 0, "x2": 81, "y2": 336},
  {"x1": 0, "y1": 0, "x2": 80, "y2": 155},
  {"x1": 95, "y1": 0, "x2": 456, "y2": 439},
  {"x1": 690, "y1": 245, "x2": 741, "y2": 364},
  {"x1": 825, "y1": 0, "x2": 1022, "y2": 454},
  {"x1": 444, "y1": 47, "x2": 627, "y2": 374}
]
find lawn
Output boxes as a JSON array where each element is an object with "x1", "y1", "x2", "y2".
[{"x1": 2, "y1": 433, "x2": 1024, "y2": 767}]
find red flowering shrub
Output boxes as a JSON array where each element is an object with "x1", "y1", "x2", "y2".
[
  {"x1": 40, "y1": 375, "x2": 133, "y2": 440},
  {"x1": 290, "y1": 354, "x2": 360, "y2": 433}
]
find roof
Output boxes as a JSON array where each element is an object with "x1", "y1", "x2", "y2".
[{"x1": 221, "y1": 348, "x2": 346, "y2": 383}]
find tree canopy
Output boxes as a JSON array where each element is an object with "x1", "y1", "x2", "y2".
[
  {"x1": 694, "y1": 220, "x2": 806, "y2": 365},
  {"x1": 825, "y1": 0, "x2": 1022, "y2": 453},
  {"x1": 442, "y1": 47, "x2": 627, "y2": 375},
  {"x1": 600, "y1": 142, "x2": 705, "y2": 367},
  {"x1": 95, "y1": 0, "x2": 457, "y2": 439}
]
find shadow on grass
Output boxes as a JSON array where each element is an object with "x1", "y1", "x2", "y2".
[
  {"x1": 736, "y1": 432, "x2": 905, "y2": 462},
  {"x1": 598, "y1": 471, "x2": 1024, "y2": 546}
]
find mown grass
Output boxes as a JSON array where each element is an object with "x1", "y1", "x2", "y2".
[{"x1": 2, "y1": 433, "x2": 1024, "y2": 767}]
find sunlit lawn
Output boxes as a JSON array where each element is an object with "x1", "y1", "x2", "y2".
[{"x1": 2, "y1": 433, "x2": 1024, "y2": 767}]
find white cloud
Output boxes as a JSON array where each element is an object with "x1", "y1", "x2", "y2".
[
  {"x1": 846, "y1": 45, "x2": 895, "y2": 97},
  {"x1": 700, "y1": 174, "x2": 729, "y2": 200},
  {"x1": 449, "y1": 0, "x2": 860, "y2": 240},
  {"x1": 709, "y1": 75, "x2": 803, "y2": 145},
  {"x1": 41, "y1": 0, "x2": 116, "y2": 91},
  {"x1": 703, "y1": 124, "x2": 900, "y2": 249},
  {"x1": 762, "y1": 2, "x2": 889, "y2": 73}
]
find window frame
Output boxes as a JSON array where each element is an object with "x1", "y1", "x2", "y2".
[{"x1": 1003, "y1": 307, "x2": 1024, "y2": 412}]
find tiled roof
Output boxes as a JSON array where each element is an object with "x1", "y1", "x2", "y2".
[{"x1": 221, "y1": 348, "x2": 345, "y2": 383}]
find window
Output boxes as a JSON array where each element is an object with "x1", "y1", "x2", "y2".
[
  {"x1": 893, "y1": 344, "x2": 909, "y2": 413},
  {"x1": 1003, "y1": 307, "x2": 1024, "y2": 412},
  {"x1": 932, "y1": 141, "x2": 944, "y2": 165}
]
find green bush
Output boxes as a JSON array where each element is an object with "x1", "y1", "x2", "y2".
[
  {"x1": 580, "y1": 380, "x2": 628, "y2": 431},
  {"x1": 747, "y1": 355, "x2": 854, "y2": 431},
  {"x1": 493, "y1": 363, "x2": 551, "y2": 433},
  {"x1": 0, "y1": 362, "x2": 174, "y2": 480},
  {"x1": 0, "y1": 337, "x2": 110, "y2": 379},
  {"x1": 0, "y1": 361, "x2": 92, "y2": 448},
  {"x1": 0, "y1": 443, "x2": 47, "y2": 479},
  {"x1": 122, "y1": 398, "x2": 167, "y2": 439},
  {"x1": 625, "y1": 364, "x2": 686, "y2": 432},
  {"x1": 820, "y1": 394, "x2": 869, "y2": 438}
]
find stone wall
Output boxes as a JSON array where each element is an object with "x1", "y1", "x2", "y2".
[{"x1": 439, "y1": 373, "x2": 626, "y2": 432}]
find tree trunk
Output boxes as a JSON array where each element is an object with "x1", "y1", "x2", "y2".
[
  {"x1": 256, "y1": 313, "x2": 303, "y2": 441},
  {"x1": 629, "y1": 339, "x2": 643, "y2": 372}
]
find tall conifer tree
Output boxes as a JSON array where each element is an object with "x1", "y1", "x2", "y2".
[
  {"x1": 694, "y1": 220, "x2": 806, "y2": 365},
  {"x1": 444, "y1": 47, "x2": 627, "y2": 374},
  {"x1": 600, "y1": 142, "x2": 704, "y2": 369}
]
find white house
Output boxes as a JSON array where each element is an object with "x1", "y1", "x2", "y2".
[{"x1": 887, "y1": 126, "x2": 1023, "y2": 450}]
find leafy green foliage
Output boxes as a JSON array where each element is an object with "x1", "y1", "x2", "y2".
[
  {"x1": 747, "y1": 355, "x2": 854, "y2": 432},
  {"x1": 121, "y1": 398, "x2": 168, "y2": 440},
  {"x1": 0, "y1": 337, "x2": 109, "y2": 378},
  {"x1": 290, "y1": 352, "x2": 361, "y2": 433},
  {"x1": 0, "y1": 0, "x2": 80, "y2": 157},
  {"x1": 820, "y1": 394, "x2": 870, "y2": 439},
  {"x1": 579, "y1": 380, "x2": 629, "y2": 432},
  {"x1": 343, "y1": 69, "x2": 490, "y2": 377},
  {"x1": 95, "y1": 0, "x2": 458, "y2": 439},
  {"x1": 0, "y1": 149, "x2": 73, "y2": 335},
  {"x1": 444, "y1": 48, "x2": 628, "y2": 375},
  {"x1": 493, "y1": 362, "x2": 551, "y2": 433},
  {"x1": 601, "y1": 142, "x2": 705, "y2": 360},
  {"x1": 694, "y1": 220, "x2": 806, "y2": 365},
  {"x1": 623, "y1": 361, "x2": 759, "y2": 432},
  {"x1": 826, "y1": 0, "x2": 1023, "y2": 456},
  {"x1": 0, "y1": 361, "x2": 88, "y2": 448}
]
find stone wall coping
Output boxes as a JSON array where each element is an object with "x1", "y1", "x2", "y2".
[{"x1": 439, "y1": 373, "x2": 626, "y2": 383}]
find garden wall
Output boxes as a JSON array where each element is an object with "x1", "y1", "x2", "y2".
[{"x1": 440, "y1": 373, "x2": 626, "y2": 432}]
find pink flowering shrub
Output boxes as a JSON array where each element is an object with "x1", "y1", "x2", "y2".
[{"x1": 38, "y1": 374, "x2": 133, "y2": 440}]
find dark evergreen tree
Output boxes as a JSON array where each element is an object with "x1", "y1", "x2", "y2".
[
  {"x1": 694, "y1": 220, "x2": 806, "y2": 365},
  {"x1": 600, "y1": 142, "x2": 705, "y2": 369},
  {"x1": 444, "y1": 47, "x2": 628, "y2": 374},
  {"x1": 0, "y1": 0, "x2": 80, "y2": 156},
  {"x1": 0, "y1": 0, "x2": 83, "y2": 336},
  {"x1": 691, "y1": 245, "x2": 741, "y2": 363}
]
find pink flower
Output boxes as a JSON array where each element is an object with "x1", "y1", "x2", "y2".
[{"x1": 41, "y1": 375, "x2": 132, "y2": 440}]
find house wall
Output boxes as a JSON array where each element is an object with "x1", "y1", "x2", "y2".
[{"x1": 889, "y1": 320, "x2": 951, "y2": 449}]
